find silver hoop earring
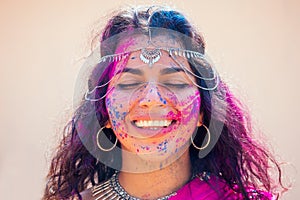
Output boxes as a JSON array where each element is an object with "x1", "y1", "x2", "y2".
[
  {"x1": 96, "y1": 127, "x2": 118, "y2": 152},
  {"x1": 191, "y1": 124, "x2": 211, "y2": 150}
]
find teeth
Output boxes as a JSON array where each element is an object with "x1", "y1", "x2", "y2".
[{"x1": 134, "y1": 120, "x2": 172, "y2": 128}]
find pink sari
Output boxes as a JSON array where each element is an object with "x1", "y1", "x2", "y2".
[{"x1": 169, "y1": 175, "x2": 275, "y2": 200}]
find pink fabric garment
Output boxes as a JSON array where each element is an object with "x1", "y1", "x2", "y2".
[{"x1": 169, "y1": 175, "x2": 276, "y2": 200}]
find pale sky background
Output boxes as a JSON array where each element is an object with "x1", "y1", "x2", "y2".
[{"x1": 0, "y1": 0, "x2": 299, "y2": 199}]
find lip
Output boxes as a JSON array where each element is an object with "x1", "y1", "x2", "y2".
[
  {"x1": 129, "y1": 107, "x2": 180, "y2": 120},
  {"x1": 130, "y1": 111, "x2": 180, "y2": 121},
  {"x1": 129, "y1": 119, "x2": 178, "y2": 139},
  {"x1": 127, "y1": 110, "x2": 181, "y2": 138},
  {"x1": 132, "y1": 119, "x2": 176, "y2": 128}
]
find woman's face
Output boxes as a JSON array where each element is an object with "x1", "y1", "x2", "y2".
[{"x1": 105, "y1": 41, "x2": 201, "y2": 160}]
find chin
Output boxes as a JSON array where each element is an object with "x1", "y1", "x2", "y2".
[{"x1": 138, "y1": 144, "x2": 188, "y2": 162}]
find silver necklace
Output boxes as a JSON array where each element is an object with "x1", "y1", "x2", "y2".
[
  {"x1": 92, "y1": 172, "x2": 177, "y2": 200},
  {"x1": 91, "y1": 172, "x2": 210, "y2": 200}
]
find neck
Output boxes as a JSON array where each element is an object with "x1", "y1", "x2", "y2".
[{"x1": 118, "y1": 149, "x2": 192, "y2": 199}]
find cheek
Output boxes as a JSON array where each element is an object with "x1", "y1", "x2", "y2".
[
  {"x1": 105, "y1": 89, "x2": 128, "y2": 130},
  {"x1": 179, "y1": 90, "x2": 201, "y2": 124},
  {"x1": 169, "y1": 90, "x2": 201, "y2": 151},
  {"x1": 106, "y1": 94, "x2": 131, "y2": 144}
]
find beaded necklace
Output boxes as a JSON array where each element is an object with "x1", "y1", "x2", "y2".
[{"x1": 91, "y1": 172, "x2": 211, "y2": 200}]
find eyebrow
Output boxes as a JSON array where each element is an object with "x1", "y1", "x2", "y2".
[
  {"x1": 121, "y1": 67, "x2": 185, "y2": 76},
  {"x1": 122, "y1": 68, "x2": 143, "y2": 75},
  {"x1": 160, "y1": 67, "x2": 185, "y2": 75}
]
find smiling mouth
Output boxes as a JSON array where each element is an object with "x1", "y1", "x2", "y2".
[{"x1": 132, "y1": 120, "x2": 176, "y2": 130}]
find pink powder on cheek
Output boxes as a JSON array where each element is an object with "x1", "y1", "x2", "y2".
[
  {"x1": 176, "y1": 92, "x2": 201, "y2": 125},
  {"x1": 117, "y1": 132, "x2": 128, "y2": 140},
  {"x1": 166, "y1": 110, "x2": 181, "y2": 120},
  {"x1": 175, "y1": 137, "x2": 188, "y2": 148},
  {"x1": 177, "y1": 90, "x2": 201, "y2": 107}
]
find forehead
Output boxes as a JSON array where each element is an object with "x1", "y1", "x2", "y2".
[
  {"x1": 112, "y1": 34, "x2": 191, "y2": 73},
  {"x1": 115, "y1": 34, "x2": 185, "y2": 54},
  {"x1": 111, "y1": 51, "x2": 192, "y2": 76}
]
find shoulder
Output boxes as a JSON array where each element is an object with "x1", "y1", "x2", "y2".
[
  {"x1": 210, "y1": 176, "x2": 276, "y2": 200},
  {"x1": 185, "y1": 174, "x2": 276, "y2": 200},
  {"x1": 222, "y1": 187, "x2": 276, "y2": 200}
]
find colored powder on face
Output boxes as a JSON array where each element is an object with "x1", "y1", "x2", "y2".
[
  {"x1": 156, "y1": 140, "x2": 168, "y2": 153},
  {"x1": 106, "y1": 97, "x2": 111, "y2": 106},
  {"x1": 112, "y1": 120, "x2": 117, "y2": 127},
  {"x1": 118, "y1": 133, "x2": 128, "y2": 140},
  {"x1": 139, "y1": 145, "x2": 151, "y2": 151},
  {"x1": 104, "y1": 56, "x2": 202, "y2": 157},
  {"x1": 115, "y1": 111, "x2": 120, "y2": 119},
  {"x1": 107, "y1": 36, "x2": 145, "y2": 80},
  {"x1": 166, "y1": 110, "x2": 181, "y2": 121},
  {"x1": 157, "y1": 90, "x2": 167, "y2": 104},
  {"x1": 107, "y1": 100, "x2": 127, "y2": 120},
  {"x1": 159, "y1": 162, "x2": 163, "y2": 169},
  {"x1": 114, "y1": 35, "x2": 141, "y2": 54}
]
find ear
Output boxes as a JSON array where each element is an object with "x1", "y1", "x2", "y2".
[
  {"x1": 197, "y1": 112, "x2": 204, "y2": 127},
  {"x1": 105, "y1": 121, "x2": 112, "y2": 128}
]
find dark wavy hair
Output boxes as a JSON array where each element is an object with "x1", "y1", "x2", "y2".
[{"x1": 43, "y1": 5, "x2": 286, "y2": 200}]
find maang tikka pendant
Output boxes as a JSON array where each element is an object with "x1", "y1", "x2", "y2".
[{"x1": 140, "y1": 48, "x2": 162, "y2": 67}]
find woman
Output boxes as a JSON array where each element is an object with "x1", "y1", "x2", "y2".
[{"x1": 43, "y1": 6, "x2": 285, "y2": 200}]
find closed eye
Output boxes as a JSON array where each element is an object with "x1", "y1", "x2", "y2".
[
  {"x1": 117, "y1": 82, "x2": 144, "y2": 89},
  {"x1": 163, "y1": 83, "x2": 190, "y2": 89}
]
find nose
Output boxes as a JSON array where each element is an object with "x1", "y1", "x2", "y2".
[{"x1": 138, "y1": 83, "x2": 167, "y2": 108}]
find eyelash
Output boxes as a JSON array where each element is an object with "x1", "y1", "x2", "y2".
[
  {"x1": 117, "y1": 82, "x2": 144, "y2": 89},
  {"x1": 117, "y1": 82, "x2": 190, "y2": 90},
  {"x1": 163, "y1": 83, "x2": 190, "y2": 89}
]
